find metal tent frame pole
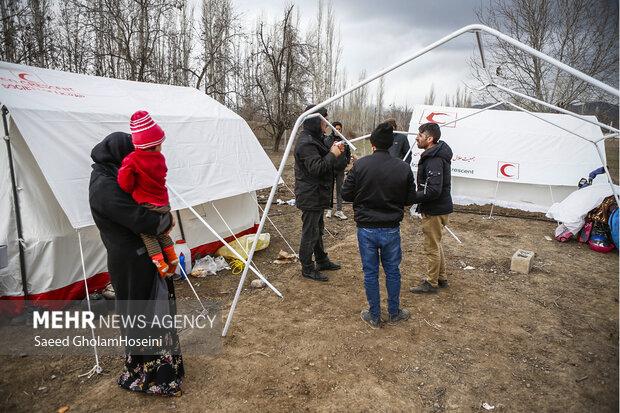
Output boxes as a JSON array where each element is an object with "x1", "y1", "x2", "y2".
[
  {"x1": 500, "y1": 100, "x2": 620, "y2": 205},
  {"x1": 2, "y1": 106, "x2": 29, "y2": 299},
  {"x1": 221, "y1": 23, "x2": 620, "y2": 337},
  {"x1": 485, "y1": 84, "x2": 620, "y2": 134}
]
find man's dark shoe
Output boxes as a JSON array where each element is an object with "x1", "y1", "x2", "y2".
[
  {"x1": 409, "y1": 280, "x2": 438, "y2": 294},
  {"x1": 360, "y1": 309, "x2": 381, "y2": 329},
  {"x1": 302, "y1": 269, "x2": 329, "y2": 282},
  {"x1": 316, "y1": 260, "x2": 341, "y2": 271},
  {"x1": 438, "y1": 279, "x2": 449, "y2": 288},
  {"x1": 388, "y1": 308, "x2": 411, "y2": 324}
]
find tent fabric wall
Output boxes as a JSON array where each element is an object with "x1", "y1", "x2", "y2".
[
  {"x1": 0, "y1": 115, "x2": 263, "y2": 300},
  {"x1": 0, "y1": 61, "x2": 277, "y2": 228},
  {"x1": 407, "y1": 104, "x2": 606, "y2": 212},
  {"x1": 0, "y1": 62, "x2": 277, "y2": 301}
]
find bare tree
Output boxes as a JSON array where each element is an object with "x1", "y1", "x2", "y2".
[
  {"x1": 442, "y1": 86, "x2": 472, "y2": 108},
  {"x1": 0, "y1": 0, "x2": 28, "y2": 63},
  {"x1": 189, "y1": 0, "x2": 242, "y2": 103},
  {"x1": 252, "y1": 5, "x2": 308, "y2": 151},
  {"x1": 424, "y1": 83, "x2": 436, "y2": 105},
  {"x1": 306, "y1": 0, "x2": 342, "y2": 102},
  {"x1": 375, "y1": 76, "x2": 385, "y2": 123},
  {"x1": 474, "y1": 0, "x2": 619, "y2": 109}
]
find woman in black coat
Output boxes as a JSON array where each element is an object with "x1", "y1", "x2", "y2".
[{"x1": 89, "y1": 132, "x2": 184, "y2": 396}]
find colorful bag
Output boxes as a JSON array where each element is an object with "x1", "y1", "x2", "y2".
[{"x1": 588, "y1": 221, "x2": 614, "y2": 253}]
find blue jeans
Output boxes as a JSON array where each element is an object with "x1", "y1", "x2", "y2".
[{"x1": 357, "y1": 227, "x2": 402, "y2": 320}]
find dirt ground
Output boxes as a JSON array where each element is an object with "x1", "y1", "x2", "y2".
[{"x1": 1, "y1": 150, "x2": 618, "y2": 412}]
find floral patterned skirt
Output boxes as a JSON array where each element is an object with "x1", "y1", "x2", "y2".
[
  {"x1": 118, "y1": 339, "x2": 185, "y2": 396},
  {"x1": 117, "y1": 277, "x2": 185, "y2": 396}
]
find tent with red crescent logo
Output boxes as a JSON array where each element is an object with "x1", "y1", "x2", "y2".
[
  {"x1": 0, "y1": 61, "x2": 278, "y2": 309},
  {"x1": 408, "y1": 104, "x2": 606, "y2": 213}
]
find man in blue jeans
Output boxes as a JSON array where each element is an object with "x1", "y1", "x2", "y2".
[{"x1": 342, "y1": 122, "x2": 417, "y2": 328}]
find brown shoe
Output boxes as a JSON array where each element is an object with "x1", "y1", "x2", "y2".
[{"x1": 409, "y1": 280, "x2": 438, "y2": 294}]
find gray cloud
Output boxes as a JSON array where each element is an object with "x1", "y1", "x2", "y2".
[{"x1": 232, "y1": 0, "x2": 492, "y2": 105}]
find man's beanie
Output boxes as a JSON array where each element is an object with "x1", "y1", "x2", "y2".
[
  {"x1": 130, "y1": 110, "x2": 165, "y2": 149},
  {"x1": 370, "y1": 122, "x2": 394, "y2": 150}
]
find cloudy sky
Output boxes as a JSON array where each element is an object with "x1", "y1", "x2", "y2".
[{"x1": 232, "y1": 0, "x2": 492, "y2": 106}]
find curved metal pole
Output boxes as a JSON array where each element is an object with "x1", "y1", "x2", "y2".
[
  {"x1": 503, "y1": 101, "x2": 593, "y2": 143},
  {"x1": 486, "y1": 84, "x2": 620, "y2": 134},
  {"x1": 472, "y1": 25, "x2": 619, "y2": 97},
  {"x1": 222, "y1": 23, "x2": 620, "y2": 336}
]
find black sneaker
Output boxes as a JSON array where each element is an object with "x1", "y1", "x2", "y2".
[
  {"x1": 316, "y1": 260, "x2": 341, "y2": 271},
  {"x1": 360, "y1": 309, "x2": 381, "y2": 328},
  {"x1": 302, "y1": 269, "x2": 329, "y2": 282},
  {"x1": 438, "y1": 279, "x2": 449, "y2": 288},
  {"x1": 388, "y1": 308, "x2": 411, "y2": 324},
  {"x1": 409, "y1": 280, "x2": 438, "y2": 294}
]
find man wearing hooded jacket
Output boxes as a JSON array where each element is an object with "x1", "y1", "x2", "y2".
[
  {"x1": 294, "y1": 105, "x2": 344, "y2": 282},
  {"x1": 409, "y1": 122, "x2": 454, "y2": 294}
]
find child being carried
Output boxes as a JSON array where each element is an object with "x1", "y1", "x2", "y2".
[{"x1": 118, "y1": 110, "x2": 179, "y2": 277}]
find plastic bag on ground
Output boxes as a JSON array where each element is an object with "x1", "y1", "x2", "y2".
[
  {"x1": 216, "y1": 233, "x2": 271, "y2": 261},
  {"x1": 190, "y1": 256, "x2": 218, "y2": 277}
]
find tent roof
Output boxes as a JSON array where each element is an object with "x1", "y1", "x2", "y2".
[{"x1": 0, "y1": 61, "x2": 277, "y2": 229}]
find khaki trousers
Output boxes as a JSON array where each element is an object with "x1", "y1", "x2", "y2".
[{"x1": 421, "y1": 213, "x2": 449, "y2": 287}]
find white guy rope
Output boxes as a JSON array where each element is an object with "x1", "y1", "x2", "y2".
[
  {"x1": 167, "y1": 185, "x2": 282, "y2": 298},
  {"x1": 76, "y1": 230, "x2": 103, "y2": 378},
  {"x1": 177, "y1": 263, "x2": 208, "y2": 314},
  {"x1": 251, "y1": 194, "x2": 298, "y2": 256},
  {"x1": 444, "y1": 225, "x2": 462, "y2": 244}
]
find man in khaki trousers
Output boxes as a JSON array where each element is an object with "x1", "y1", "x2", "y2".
[{"x1": 409, "y1": 123, "x2": 453, "y2": 294}]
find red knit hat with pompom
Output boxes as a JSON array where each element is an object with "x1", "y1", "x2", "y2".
[{"x1": 129, "y1": 110, "x2": 165, "y2": 149}]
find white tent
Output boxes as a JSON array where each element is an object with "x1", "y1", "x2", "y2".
[
  {"x1": 407, "y1": 104, "x2": 607, "y2": 212},
  {"x1": 0, "y1": 61, "x2": 278, "y2": 304}
]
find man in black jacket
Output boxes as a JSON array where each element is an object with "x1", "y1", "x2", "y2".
[
  {"x1": 295, "y1": 105, "x2": 344, "y2": 282},
  {"x1": 386, "y1": 118, "x2": 412, "y2": 164},
  {"x1": 342, "y1": 122, "x2": 416, "y2": 328},
  {"x1": 324, "y1": 121, "x2": 351, "y2": 220},
  {"x1": 409, "y1": 122, "x2": 454, "y2": 294}
]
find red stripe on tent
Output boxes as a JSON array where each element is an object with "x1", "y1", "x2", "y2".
[
  {"x1": 0, "y1": 224, "x2": 259, "y2": 316},
  {"x1": 0, "y1": 272, "x2": 110, "y2": 316}
]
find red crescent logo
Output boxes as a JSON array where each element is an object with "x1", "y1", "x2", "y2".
[
  {"x1": 499, "y1": 163, "x2": 515, "y2": 177},
  {"x1": 18, "y1": 73, "x2": 30, "y2": 81},
  {"x1": 426, "y1": 112, "x2": 448, "y2": 124}
]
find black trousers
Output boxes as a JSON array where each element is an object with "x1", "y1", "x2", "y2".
[{"x1": 299, "y1": 209, "x2": 329, "y2": 272}]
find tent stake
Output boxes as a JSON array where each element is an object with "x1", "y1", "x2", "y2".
[
  {"x1": 76, "y1": 229, "x2": 103, "y2": 378},
  {"x1": 2, "y1": 106, "x2": 29, "y2": 299},
  {"x1": 486, "y1": 180, "x2": 501, "y2": 220}
]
